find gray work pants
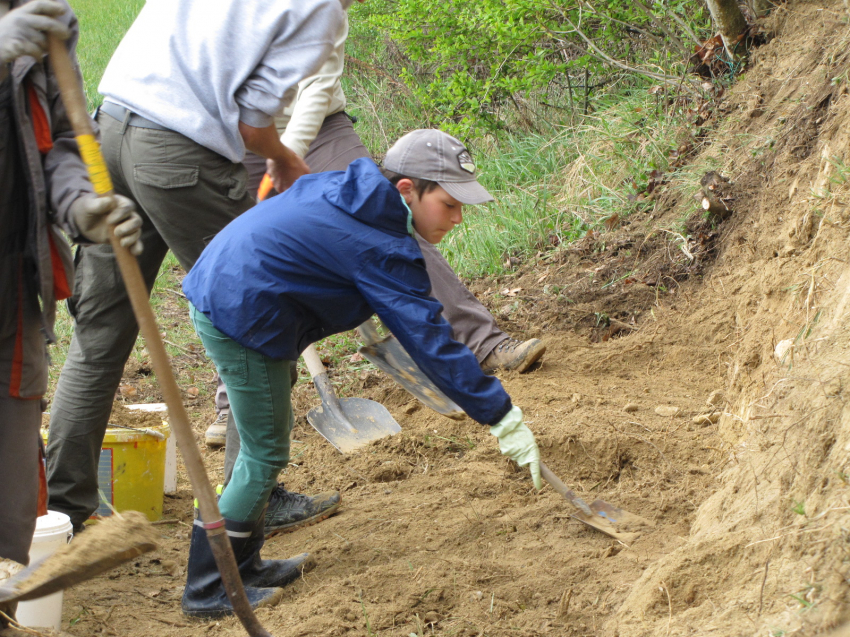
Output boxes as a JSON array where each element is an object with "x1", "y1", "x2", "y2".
[
  {"x1": 0, "y1": 394, "x2": 41, "y2": 565},
  {"x1": 46, "y1": 110, "x2": 254, "y2": 528}
]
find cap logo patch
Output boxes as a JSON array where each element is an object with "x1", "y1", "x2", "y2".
[{"x1": 457, "y1": 149, "x2": 475, "y2": 174}]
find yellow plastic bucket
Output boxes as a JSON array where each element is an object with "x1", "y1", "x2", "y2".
[{"x1": 42, "y1": 422, "x2": 170, "y2": 522}]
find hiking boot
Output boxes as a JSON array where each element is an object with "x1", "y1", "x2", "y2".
[
  {"x1": 204, "y1": 412, "x2": 228, "y2": 448},
  {"x1": 264, "y1": 484, "x2": 341, "y2": 538},
  {"x1": 481, "y1": 338, "x2": 546, "y2": 374}
]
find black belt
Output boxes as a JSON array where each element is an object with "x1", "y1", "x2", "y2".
[{"x1": 100, "y1": 101, "x2": 170, "y2": 131}]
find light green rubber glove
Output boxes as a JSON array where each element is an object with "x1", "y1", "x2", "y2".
[{"x1": 490, "y1": 406, "x2": 542, "y2": 490}]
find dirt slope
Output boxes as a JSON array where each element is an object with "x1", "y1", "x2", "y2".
[{"x1": 56, "y1": 1, "x2": 850, "y2": 635}]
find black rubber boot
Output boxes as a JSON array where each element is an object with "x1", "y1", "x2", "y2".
[
  {"x1": 181, "y1": 519, "x2": 285, "y2": 619},
  {"x1": 232, "y1": 516, "x2": 314, "y2": 588}
]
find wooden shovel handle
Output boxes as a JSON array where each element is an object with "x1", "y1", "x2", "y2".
[
  {"x1": 301, "y1": 343, "x2": 328, "y2": 380},
  {"x1": 47, "y1": 36, "x2": 272, "y2": 637},
  {"x1": 540, "y1": 461, "x2": 594, "y2": 517}
]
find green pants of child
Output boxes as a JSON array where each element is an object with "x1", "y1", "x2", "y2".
[{"x1": 190, "y1": 305, "x2": 293, "y2": 522}]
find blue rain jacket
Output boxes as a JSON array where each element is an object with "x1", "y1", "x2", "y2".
[{"x1": 183, "y1": 157, "x2": 512, "y2": 426}]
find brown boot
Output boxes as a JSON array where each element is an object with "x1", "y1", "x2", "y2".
[
  {"x1": 481, "y1": 338, "x2": 546, "y2": 374},
  {"x1": 204, "y1": 412, "x2": 227, "y2": 448}
]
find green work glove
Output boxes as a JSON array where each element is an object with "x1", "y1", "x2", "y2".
[{"x1": 490, "y1": 406, "x2": 542, "y2": 490}]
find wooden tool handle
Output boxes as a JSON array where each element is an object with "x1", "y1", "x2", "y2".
[
  {"x1": 47, "y1": 36, "x2": 272, "y2": 637},
  {"x1": 301, "y1": 343, "x2": 327, "y2": 380},
  {"x1": 257, "y1": 173, "x2": 274, "y2": 201},
  {"x1": 540, "y1": 461, "x2": 594, "y2": 517}
]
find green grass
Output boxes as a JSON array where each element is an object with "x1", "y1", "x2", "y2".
[
  {"x1": 71, "y1": 0, "x2": 144, "y2": 110},
  {"x1": 438, "y1": 90, "x2": 689, "y2": 276}
]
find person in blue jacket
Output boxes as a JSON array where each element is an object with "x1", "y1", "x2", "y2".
[{"x1": 180, "y1": 129, "x2": 542, "y2": 617}]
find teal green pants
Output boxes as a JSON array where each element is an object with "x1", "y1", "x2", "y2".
[{"x1": 190, "y1": 305, "x2": 293, "y2": 522}]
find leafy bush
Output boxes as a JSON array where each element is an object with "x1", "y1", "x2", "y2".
[{"x1": 351, "y1": 0, "x2": 711, "y2": 135}]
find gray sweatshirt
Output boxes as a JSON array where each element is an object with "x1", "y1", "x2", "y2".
[{"x1": 99, "y1": 0, "x2": 344, "y2": 162}]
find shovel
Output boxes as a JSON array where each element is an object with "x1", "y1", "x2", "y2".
[
  {"x1": 303, "y1": 344, "x2": 401, "y2": 453},
  {"x1": 357, "y1": 320, "x2": 465, "y2": 420},
  {"x1": 0, "y1": 512, "x2": 157, "y2": 606},
  {"x1": 541, "y1": 462, "x2": 653, "y2": 544}
]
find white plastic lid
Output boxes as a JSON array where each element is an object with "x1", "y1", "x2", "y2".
[{"x1": 33, "y1": 511, "x2": 73, "y2": 539}]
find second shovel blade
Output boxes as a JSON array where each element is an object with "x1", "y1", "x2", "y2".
[
  {"x1": 359, "y1": 336, "x2": 465, "y2": 420},
  {"x1": 307, "y1": 397, "x2": 401, "y2": 453}
]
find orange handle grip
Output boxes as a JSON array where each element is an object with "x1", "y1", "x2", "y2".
[{"x1": 257, "y1": 173, "x2": 274, "y2": 201}]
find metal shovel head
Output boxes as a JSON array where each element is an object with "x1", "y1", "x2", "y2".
[
  {"x1": 568, "y1": 499, "x2": 655, "y2": 545},
  {"x1": 541, "y1": 461, "x2": 653, "y2": 545},
  {"x1": 308, "y1": 397, "x2": 401, "y2": 454},
  {"x1": 359, "y1": 336, "x2": 465, "y2": 421}
]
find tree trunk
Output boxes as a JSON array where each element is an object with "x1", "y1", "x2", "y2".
[{"x1": 704, "y1": 0, "x2": 749, "y2": 57}]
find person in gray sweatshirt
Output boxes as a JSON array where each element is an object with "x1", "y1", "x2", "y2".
[{"x1": 44, "y1": 2, "x2": 346, "y2": 608}]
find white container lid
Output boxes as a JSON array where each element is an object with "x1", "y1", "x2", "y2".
[{"x1": 33, "y1": 511, "x2": 73, "y2": 540}]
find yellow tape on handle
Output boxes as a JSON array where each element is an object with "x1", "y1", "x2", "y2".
[{"x1": 76, "y1": 134, "x2": 114, "y2": 196}]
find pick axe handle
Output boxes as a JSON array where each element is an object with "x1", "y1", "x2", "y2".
[{"x1": 47, "y1": 36, "x2": 272, "y2": 637}]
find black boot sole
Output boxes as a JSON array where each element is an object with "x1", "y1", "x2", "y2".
[{"x1": 182, "y1": 587, "x2": 284, "y2": 619}]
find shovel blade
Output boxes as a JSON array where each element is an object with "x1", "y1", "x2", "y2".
[
  {"x1": 566, "y1": 499, "x2": 655, "y2": 544},
  {"x1": 541, "y1": 461, "x2": 653, "y2": 544},
  {"x1": 359, "y1": 337, "x2": 465, "y2": 420},
  {"x1": 308, "y1": 397, "x2": 401, "y2": 453}
]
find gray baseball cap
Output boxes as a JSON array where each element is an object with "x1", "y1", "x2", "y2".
[{"x1": 383, "y1": 129, "x2": 494, "y2": 205}]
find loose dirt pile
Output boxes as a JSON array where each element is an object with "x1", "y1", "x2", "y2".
[{"x1": 50, "y1": 1, "x2": 850, "y2": 635}]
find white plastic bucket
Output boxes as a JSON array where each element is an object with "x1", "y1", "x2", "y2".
[
  {"x1": 16, "y1": 511, "x2": 74, "y2": 631},
  {"x1": 164, "y1": 432, "x2": 177, "y2": 494}
]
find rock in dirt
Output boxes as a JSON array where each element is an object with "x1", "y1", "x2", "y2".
[
  {"x1": 624, "y1": 403, "x2": 640, "y2": 413},
  {"x1": 0, "y1": 559, "x2": 23, "y2": 584},
  {"x1": 774, "y1": 338, "x2": 794, "y2": 363},
  {"x1": 654, "y1": 405, "x2": 680, "y2": 417},
  {"x1": 423, "y1": 611, "x2": 440, "y2": 624},
  {"x1": 705, "y1": 390, "x2": 725, "y2": 407},
  {"x1": 692, "y1": 412, "x2": 720, "y2": 425}
]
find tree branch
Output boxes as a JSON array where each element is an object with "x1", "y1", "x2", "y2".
[
  {"x1": 629, "y1": 0, "x2": 690, "y2": 59},
  {"x1": 544, "y1": 16, "x2": 699, "y2": 94}
]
